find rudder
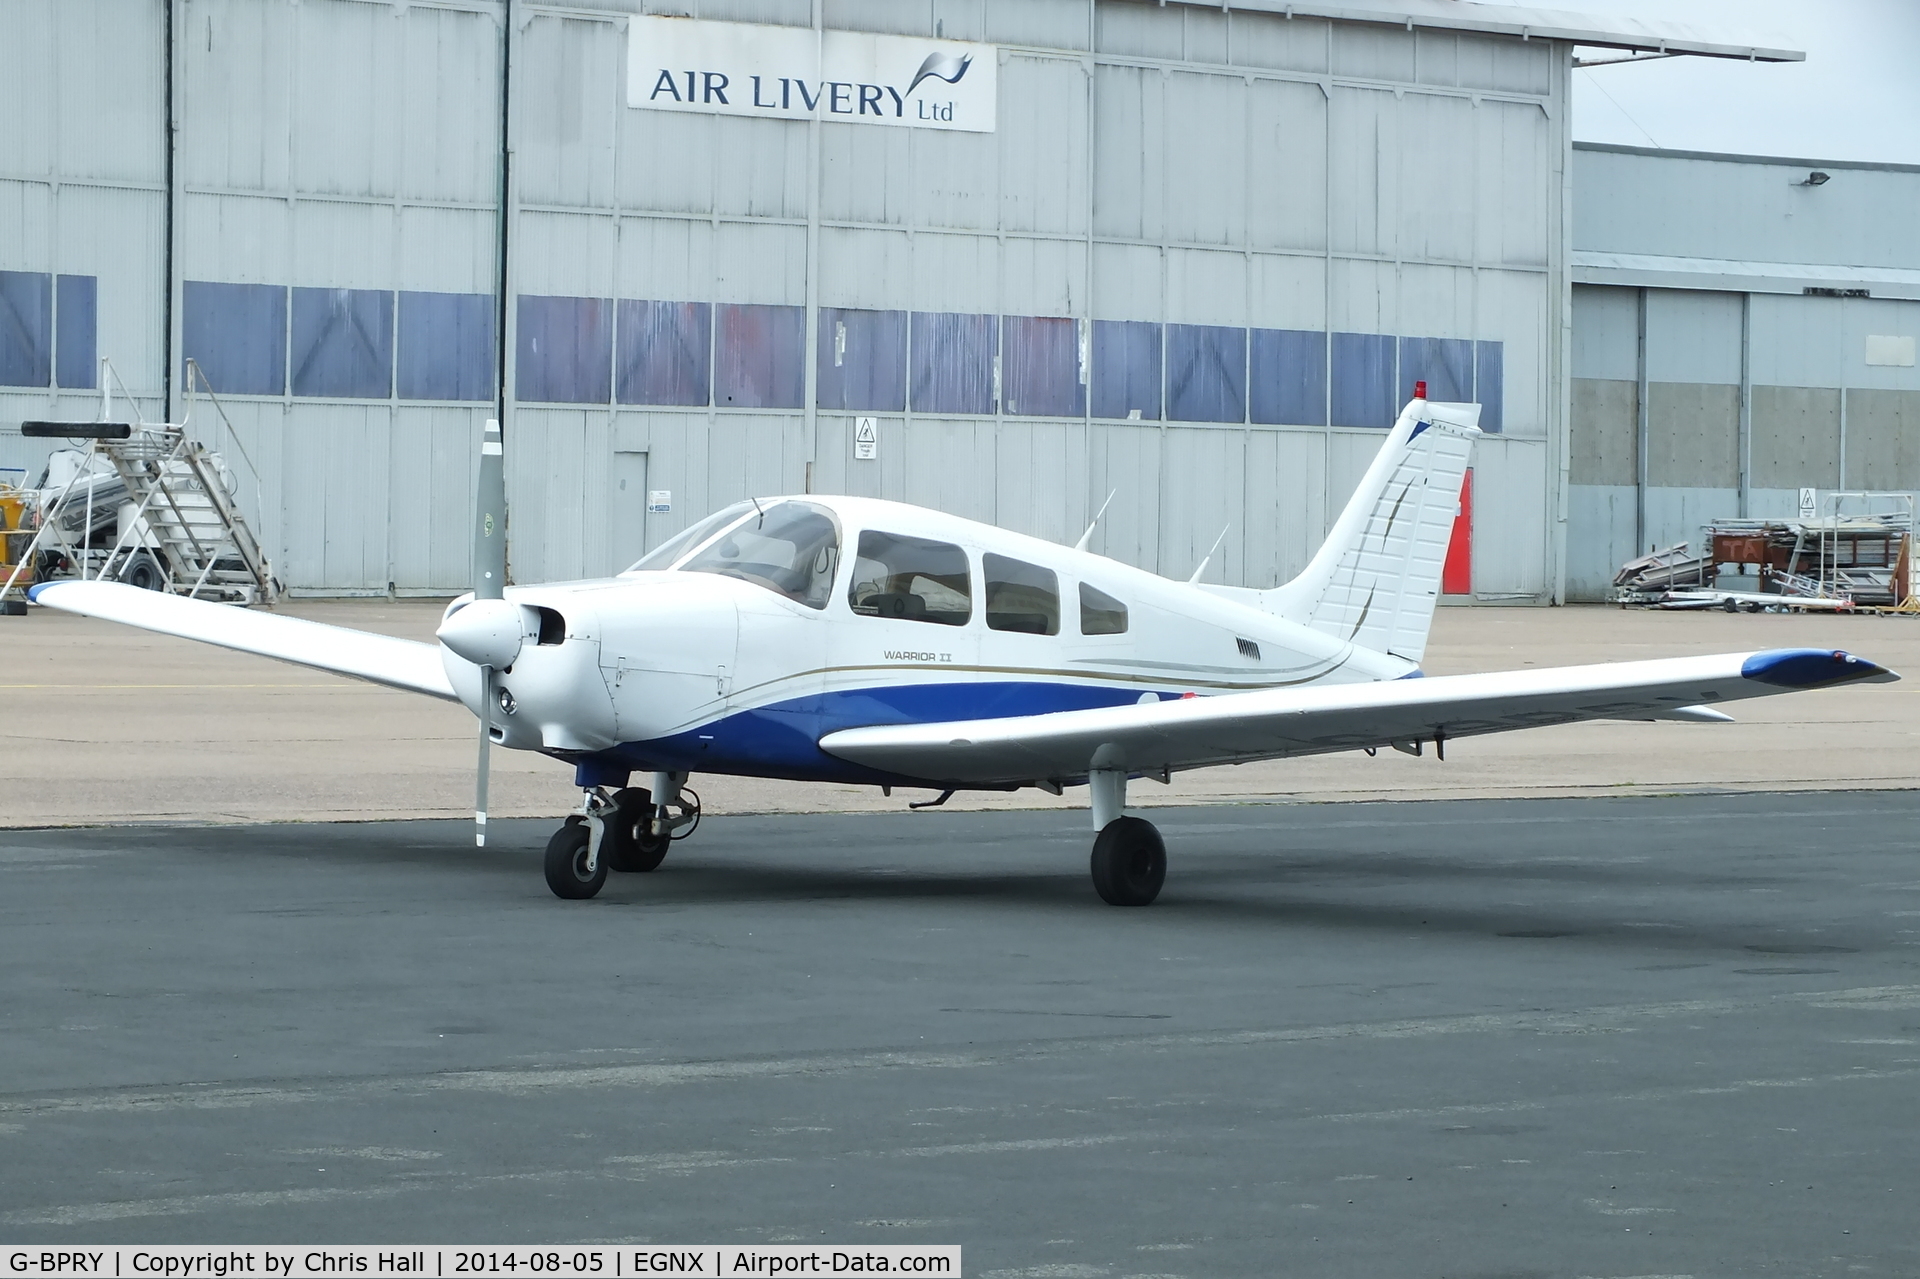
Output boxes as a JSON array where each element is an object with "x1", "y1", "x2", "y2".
[{"x1": 1265, "y1": 397, "x2": 1481, "y2": 665}]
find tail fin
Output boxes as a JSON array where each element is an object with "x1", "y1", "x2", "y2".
[{"x1": 1266, "y1": 397, "x2": 1481, "y2": 665}]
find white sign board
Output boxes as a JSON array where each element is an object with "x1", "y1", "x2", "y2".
[
  {"x1": 1799, "y1": 487, "x2": 1818, "y2": 521},
  {"x1": 648, "y1": 490, "x2": 672, "y2": 514},
  {"x1": 628, "y1": 16, "x2": 996, "y2": 133},
  {"x1": 854, "y1": 417, "x2": 878, "y2": 460}
]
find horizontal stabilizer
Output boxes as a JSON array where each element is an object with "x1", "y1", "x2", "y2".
[
  {"x1": 820, "y1": 648, "x2": 1894, "y2": 786},
  {"x1": 29, "y1": 580, "x2": 457, "y2": 702}
]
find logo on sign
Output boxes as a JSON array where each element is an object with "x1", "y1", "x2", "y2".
[{"x1": 628, "y1": 16, "x2": 996, "y2": 133}]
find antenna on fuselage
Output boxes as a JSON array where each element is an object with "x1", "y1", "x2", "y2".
[
  {"x1": 1074, "y1": 490, "x2": 1118, "y2": 552},
  {"x1": 1188, "y1": 525, "x2": 1231, "y2": 585}
]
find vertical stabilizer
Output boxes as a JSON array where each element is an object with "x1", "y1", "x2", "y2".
[{"x1": 1266, "y1": 398, "x2": 1481, "y2": 664}]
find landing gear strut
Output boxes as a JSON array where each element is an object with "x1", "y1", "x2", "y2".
[
  {"x1": 543, "y1": 772, "x2": 701, "y2": 900},
  {"x1": 1086, "y1": 766, "x2": 1165, "y2": 907}
]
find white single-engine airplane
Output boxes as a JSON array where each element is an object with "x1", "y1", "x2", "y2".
[{"x1": 31, "y1": 393, "x2": 1895, "y2": 905}]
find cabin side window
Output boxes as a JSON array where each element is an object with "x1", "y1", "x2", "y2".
[
  {"x1": 983, "y1": 554, "x2": 1060, "y2": 635},
  {"x1": 847, "y1": 531, "x2": 972, "y2": 626},
  {"x1": 1079, "y1": 582, "x2": 1128, "y2": 635}
]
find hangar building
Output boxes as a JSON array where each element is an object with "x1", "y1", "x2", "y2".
[
  {"x1": 1568, "y1": 143, "x2": 1920, "y2": 599},
  {"x1": 0, "y1": 1, "x2": 1806, "y2": 599}
]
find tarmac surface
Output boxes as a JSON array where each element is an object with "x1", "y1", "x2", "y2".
[{"x1": 4, "y1": 794, "x2": 1919, "y2": 1276}]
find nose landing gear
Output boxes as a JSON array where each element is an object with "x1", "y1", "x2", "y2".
[{"x1": 542, "y1": 773, "x2": 702, "y2": 899}]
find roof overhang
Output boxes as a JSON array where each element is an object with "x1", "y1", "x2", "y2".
[
  {"x1": 1155, "y1": 0, "x2": 1804, "y2": 63},
  {"x1": 1573, "y1": 252, "x2": 1920, "y2": 302}
]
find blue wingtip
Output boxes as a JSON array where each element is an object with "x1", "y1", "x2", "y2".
[
  {"x1": 25, "y1": 582, "x2": 50, "y2": 603},
  {"x1": 1741, "y1": 648, "x2": 1892, "y2": 688}
]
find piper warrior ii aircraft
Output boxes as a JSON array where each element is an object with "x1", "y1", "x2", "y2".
[{"x1": 30, "y1": 392, "x2": 1896, "y2": 905}]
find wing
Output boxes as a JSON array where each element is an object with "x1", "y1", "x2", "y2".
[
  {"x1": 30, "y1": 580, "x2": 459, "y2": 702},
  {"x1": 819, "y1": 648, "x2": 1895, "y2": 786}
]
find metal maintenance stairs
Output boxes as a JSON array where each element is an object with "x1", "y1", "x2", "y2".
[{"x1": 103, "y1": 424, "x2": 277, "y2": 604}]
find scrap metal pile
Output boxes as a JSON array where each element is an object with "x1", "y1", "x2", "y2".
[{"x1": 1615, "y1": 506, "x2": 1913, "y2": 613}]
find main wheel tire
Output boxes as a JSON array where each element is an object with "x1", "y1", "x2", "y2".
[
  {"x1": 544, "y1": 817, "x2": 606, "y2": 899},
  {"x1": 1090, "y1": 816, "x2": 1166, "y2": 907},
  {"x1": 600, "y1": 787, "x2": 670, "y2": 873}
]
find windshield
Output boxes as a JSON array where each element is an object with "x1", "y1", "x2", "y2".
[
  {"x1": 623, "y1": 501, "x2": 756, "y2": 573},
  {"x1": 679, "y1": 500, "x2": 842, "y2": 609}
]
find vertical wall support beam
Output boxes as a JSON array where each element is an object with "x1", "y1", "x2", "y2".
[
  {"x1": 800, "y1": 0, "x2": 823, "y2": 493},
  {"x1": 1548, "y1": 43, "x2": 1574, "y2": 605},
  {"x1": 1635, "y1": 286, "x2": 1649, "y2": 554},
  {"x1": 1737, "y1": 291, "x2": 1751, "y2": 519},
  {"x1": 164, "y1": 0, "x2": 182, "y2": 423},
  {"x1": 495, "y1": 0, "x2": 517, "y2": 581}
]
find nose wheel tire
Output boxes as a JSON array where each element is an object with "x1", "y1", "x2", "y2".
[
  {"x1": 544, "y1": 818, "x2": 606, "y2": 899},
  {"x1": 601, "y1": 787, "x2": 670, "y2": 873},
  {"x1": 1090, "y1": 816, "x2": 1166, "y2": 907}
]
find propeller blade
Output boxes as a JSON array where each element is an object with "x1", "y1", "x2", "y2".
[
  {"x1": 476, "y1": 666, "x2": 493, "y2": 847},
  {"x1": 471, "y1": 416, "x2": 506, "y2": 847},
  {"x1": 475, "y1": 417, "x2": 506, "y2": 601}
]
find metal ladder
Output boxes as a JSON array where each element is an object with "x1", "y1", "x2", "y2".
[
  {"x1": 98, "y1": 424, "x2": 276, "y2": 603},
  {"x1": 0, "y1": 358, "x2": 278, "y2": 606}
]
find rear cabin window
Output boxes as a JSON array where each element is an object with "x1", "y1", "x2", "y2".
[
  {"x1": 984, "y1": 554, "x2": 1060, "y2": 635},
  {"x1": 1079, "y1": 582, "x2": 1128, "y2": 635},
  {"x1": 679, "y1": 500, "x2": 841, "y2": 609},
  {"x1": 848, "y1": 531, "x2": 972, "y2": 626}
]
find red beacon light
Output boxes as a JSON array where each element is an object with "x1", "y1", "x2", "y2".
[{"x1": 1414, "y1": 380, "x2": 1428, "y2": 400}]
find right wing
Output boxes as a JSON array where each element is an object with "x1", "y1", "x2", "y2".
[
  {"x1": 820, "y1": 648, "x2": 1895, "y2": 787},
  {"x1": 30, "y1": 580, "x2": 458, "y2": 702}
]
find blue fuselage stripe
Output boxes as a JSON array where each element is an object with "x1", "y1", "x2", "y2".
[{"x1": 601, "y1": 680, "x2": 1149, "y2": 785}]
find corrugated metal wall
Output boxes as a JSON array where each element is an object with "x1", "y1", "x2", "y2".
[
  {"x1": 2, "y1": 0, "x2": 1568, "y2": 600},
  {"x1": 1567, "y1": 146, "x2": 1920, "y2": 600}
]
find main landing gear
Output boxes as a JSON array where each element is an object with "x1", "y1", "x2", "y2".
[
  {"x1": 543, "y1": 772, "x2": 700, "y2": 900},
  {"x1": 1086, "y1": 767, "x2": 1165, "y2": 907}
]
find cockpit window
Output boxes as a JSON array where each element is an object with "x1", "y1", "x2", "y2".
[
  {"x1": 848, "y1": 531, "x2": 971, "y2": 626},
  {"x1": 624, "y1": 501, "x2": 756, "y2": 573},
  {"x1": 679, "y1": 501, "x2": 842, "y2": 609}
]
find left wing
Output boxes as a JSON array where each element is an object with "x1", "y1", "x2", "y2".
[
  {"x1": 819, "y1": 648, "x2": 1894, "y2": 787},
  {"x1": 29, "y1": 580, "x2": 459, "y2": 701}
]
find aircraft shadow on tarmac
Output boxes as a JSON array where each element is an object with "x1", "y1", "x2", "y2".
[{"x1": 29, "y1": 815, "x2": 1881, "y2": 961}]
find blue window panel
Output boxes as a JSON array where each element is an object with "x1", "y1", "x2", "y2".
[
  {"x1": 1002, "y1": 315, "x2": 1084, "y2": 418},
  {"x1": 182, "y1": 280, "x2": 286, "y2": 396},
  {"x1": 1399, "y1": 335, "x2": 1472, "y2": 405},
  {"x1": 1167, "y1": 323, "x2": 1246, "y2": 423},
  {"x1": 291, "y1": 287, "x2": 393, "y2": 398},
  {"x1": 55, "y1": 275, "x2": 97, "y2": 390},
  {"x1": 817, "y1": 307, "x2": 906, "y2": 412},
  {"x1": 1091, "y1": 320, "x2": 1160, "y2": 421},
  {"x1": 1476, "y1": 339, "x2": 1504, "y2": 433},
  {"x1": 716, "y1": 303, "x2": 805, "y2": 409},
  {"x1": 1330, "y1": 331, "x2": 1396, "y2": 428},
  {"x1": 0, "y1": 270, "x2": 52, "y2": 387},
  {"x1": 398, "y1": 291, "x2": 496, "y2": 401},
  {"x1": 1249, "y1": 328, "x2": 1326, "y2": 426},
  {"x1": 516, "y1": 295, "x2": 612, "y2": 404},
  {"x1": 910, "y1": 312, "x2": 998, "y2": 416},
  {"x1": 617, "y1": 300, "x2": 710, "y2": 406}
]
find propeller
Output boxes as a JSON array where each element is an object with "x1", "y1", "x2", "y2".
[{"x1": 438, "y1": 417, "x2": 514, "y2": 847}]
